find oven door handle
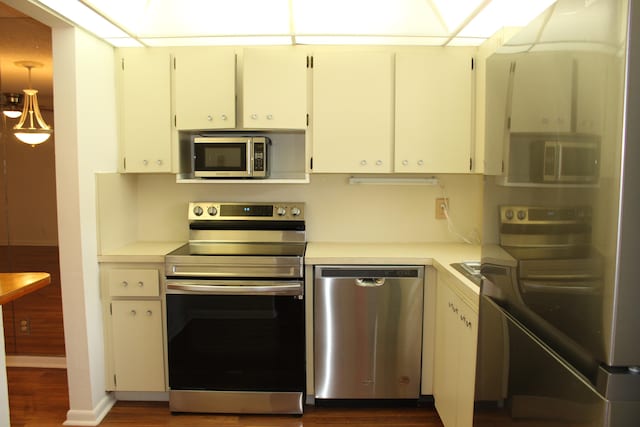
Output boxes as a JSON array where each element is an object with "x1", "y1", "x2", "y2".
[{"x1": 166, "y1": 281, "x2": 303, "y2": 296}]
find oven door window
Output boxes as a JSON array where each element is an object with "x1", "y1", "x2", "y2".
[
  {"x1": 194, "y1": 143, "x2": 248, "y2": 172},
  {"x1": 167, "y1": 293, "x2": 304, "y2": 392}
]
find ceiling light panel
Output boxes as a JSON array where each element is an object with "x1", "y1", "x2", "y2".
[
  {"x1": 82, "y1": 0, "x2": 149, "y2": 35},
  {"x1": 134, "y1": 0, "x2": 291, "y2": 37},
  {"x1": 291, "y1": 0, "x2": 447, "y2": 37},
  {"x1": 36, "y1": 0, "x2": 132, "y2": 39},
  {"x1": 459, "y1": 0, "x2": 557, "y2": 38},
  {"x1": 430, "y1": 0, "x2": 485, "y2": 31}
]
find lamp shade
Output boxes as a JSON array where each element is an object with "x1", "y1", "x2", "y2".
[{"x1": 12, "y1": 62, "x2": 53, "y2": 145}]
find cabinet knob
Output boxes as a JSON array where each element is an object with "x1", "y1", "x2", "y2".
[
  {"x1": 130, "y1": 310, "x2": 137, "y2": 316},
  {"x1": 251, "y1": 114, "x2": 258, "y2": 120},
  {"x1": 402, "y1": 160, "x2": 408, "y2": 166},
  {"x1": 221, "y1": 114, "x2": 228, "y2": 121},
  {"x1": 146, "y1": 310, "x2": 153, "y2": 316},
  {"x1": 417, "y1": 160, "x2": 424, "y2": 166},
  {"x1": 137, "y1": 281, "x2": 144, "y2": 287},
  {"x1": 376, "y1": 160, "x2": 383, "y2": 166},
  {"x1": 360, "y1": 160, "x2": 367, "y2": 166},
  {"x1": 121, "y1": 281, "x2": 128, "y2": 288},
  {"x1": 156, "y1": 159, "x2": 163, "y2": 166},
  {"x1": 143, "y1": 160, "x2": 149, "y2": 166},
  {"x1": 266, "y1": 114, "x2": 273, "y2": 120},
  {"x1": 207, "y1": 115, "x2": 213, "y2": 122}
]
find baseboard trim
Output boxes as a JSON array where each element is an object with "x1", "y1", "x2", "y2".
[
  {"x1": 6, "y1": 355, "x2": 66, "y2": 369},
  {"x1": 63, "y1": 393, "x2": 116, "y2": 426}
]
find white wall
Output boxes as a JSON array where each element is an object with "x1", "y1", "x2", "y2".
[
  {"x1": 53, "y1": 27, "x2": 118, "y2": 426},
  {"x1": 97, "y1": 173, "x2": 483, "y2": 247}
]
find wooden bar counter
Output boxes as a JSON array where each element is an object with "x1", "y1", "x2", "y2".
[{"x1": 0, "y1": 272, "x2": 51, "y2": 426}]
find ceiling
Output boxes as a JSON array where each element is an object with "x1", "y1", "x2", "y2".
[
  {"x1": 0, "y1": 1, "x2": 53, "y2": 102},
  {"x1": 30, "y1": 0, "x2": 557, "y2": 47}
]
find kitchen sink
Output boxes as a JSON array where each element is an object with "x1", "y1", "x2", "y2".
[{"x1": 450, "y1": 261, "x2": 482, "y2": 286}]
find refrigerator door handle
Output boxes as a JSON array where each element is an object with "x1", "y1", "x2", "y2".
[{"x1": 520, "y1": 279, "x2": 600, "y2": 295}]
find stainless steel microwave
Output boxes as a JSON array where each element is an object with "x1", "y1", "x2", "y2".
[
  {"x1": 530, "y1": 140, "x2": 599, "y2": 184},
  {"x1": 193, "y1": 136, "x2": 270, "y2": 178}
]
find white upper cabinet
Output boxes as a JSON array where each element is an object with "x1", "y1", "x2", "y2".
[
  {"x1": 242, "y1": 48, "x2": 307, "y2": 129},
  {"x1": 575, "y1": 52, "x2": 606, "y2": 135},
  {"x1": 509, "y1": 52, "x2": 573, "y2": 133},
  {"x1": 118, "y1": 48, "x2": 173, "y2": 173},
  {"x1": 173, "y1": 48, "x2": 236, "y2": 130},
  {"x1": 311, "y1": 51, "x2": 394, "y2": 173},
  {"x1": 395, "y1": 49, "x2": 474, "y2": 173}
]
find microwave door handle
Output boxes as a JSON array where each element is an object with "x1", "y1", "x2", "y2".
[
  {"x1": 246, "y1": 142, "x2": 252, "y2": 174},
  {"x1": 556, "y1": 145, "x2": 563, "y2": 178}
]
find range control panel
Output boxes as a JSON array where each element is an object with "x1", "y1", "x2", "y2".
[
  {"x1": 188, "y1": 202, "x2": 305, "y2": 221},
  {"x1": 500, "y1": 205, "x2": 591, "y2": 225}
]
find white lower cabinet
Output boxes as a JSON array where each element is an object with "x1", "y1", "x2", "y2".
[
  {"x1": 433, "y1": 271, "x2": 478, "y2": 427},
  {"x1": 110, "y1": 300, "x2": 165, "y2": 391},
  {"x1": 101, "y1": 265, "x2": 166, "y2": 392}
]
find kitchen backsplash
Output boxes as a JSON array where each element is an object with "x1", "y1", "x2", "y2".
[{"x1": 96, "y1": 172, "x2": 483, "y2": 252}]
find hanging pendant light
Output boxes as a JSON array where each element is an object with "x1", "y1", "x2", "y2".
[
  {"x1": 1, "y1": 93, "x2": 23, "y2": 119},
  {"x1": 13, "y1": 61, "x2": 53, "y2": 145}
]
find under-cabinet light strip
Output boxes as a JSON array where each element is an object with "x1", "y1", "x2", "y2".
[{"x1": 348, "y1": 177, "x2": 440, "y2": 185}]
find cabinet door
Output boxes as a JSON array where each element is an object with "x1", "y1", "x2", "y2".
[
  {"x1": 482, "y1": 54, "x2": 513, "y2": 176},
  {"x1": 456, "y1": 298, "x2": 478, "y2": 427},
  {"x1": 243, "y1": 48, "x2": 307, "y2": 129},
  {"x1": 395, "y1": 50, "x2": 473, "y2": 173},
  {"x1": 311, "y1": 51, "x2": 394, "y2": 173},
  {"x1": 510, "y1": 52, "x2": 573, "y2": 133},
  {"x1": 173, "y1": 49, "x2": 236, "y2": 130},
  {"x1": 118, "y1": 48, "x2": 172, "y2": 173},
  {"x1": 111, "y1": 300, "x2": 165, "y2": 391},
  {"x1": 575, "y1": 52, "x2": 606, "y2": 135},
  {"x1": 433, "y1": 281, "x2": 459, "y2": 427}
]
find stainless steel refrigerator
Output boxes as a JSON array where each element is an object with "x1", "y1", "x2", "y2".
[{"x1": 475, "y1": 0, "x2": 640, "y2": 425}]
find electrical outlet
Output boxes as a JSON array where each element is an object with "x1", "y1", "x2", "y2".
[
  {"x1": 435, "y1": 198, "x2": 448, "y2": 220},
  {"x1": 20, "y1": 319, "x2": 31, "y2": 334}
]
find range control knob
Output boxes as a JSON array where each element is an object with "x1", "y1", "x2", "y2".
[
  {"x1": 193, "y1": 206, "x2": 204, "y2": 216},
  {"x1": 207, "y1": 206, "x2": 218, "y2": 216},
  {"x1": 517, "y1": 210, "x2": 527, "y2": 220},
  {"x1": 276, "y1": 207, "x2": 287, "y2": 217},
  {"x1": 291, "y1": 207, "x2": 301, "y2": 216},
  {"x1": 505, "y1": 209, "x2": 514, "y2": 220}
]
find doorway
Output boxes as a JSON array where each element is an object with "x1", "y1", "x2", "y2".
[{"x1": 0, "y1": 1, "x2": 64, "y2": 359}]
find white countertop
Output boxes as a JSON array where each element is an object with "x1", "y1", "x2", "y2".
[
  {"x1": 98, "y1": 240, "x2": 482, "y2": 296},
  {"x1": 98, "y1": 241, "x2": 185, "y2": 263},
  {"x1": 305, "y1": 241, "x2": 481, "y2": 295}
]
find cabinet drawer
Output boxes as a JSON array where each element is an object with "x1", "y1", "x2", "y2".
[{"x1": 108, "y1": 269, "x2": 159, "y2": 297}]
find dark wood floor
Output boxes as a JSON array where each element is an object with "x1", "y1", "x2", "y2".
[{"x1": 8, "y1": 367, "x2": 444, "y2": 427}]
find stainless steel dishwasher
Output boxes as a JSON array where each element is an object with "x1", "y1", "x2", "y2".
[{"x1": 314, "y1": 265, "x2": 424, "y2": 400}]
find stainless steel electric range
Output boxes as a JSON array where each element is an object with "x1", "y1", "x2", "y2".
[{"x1": 164, "y1": 201, "x2": 306, "y2": 415}]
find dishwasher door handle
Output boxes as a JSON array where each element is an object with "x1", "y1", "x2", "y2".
[{"x1": 355, "y1": 278, "x2": 386, "y2": 287}]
